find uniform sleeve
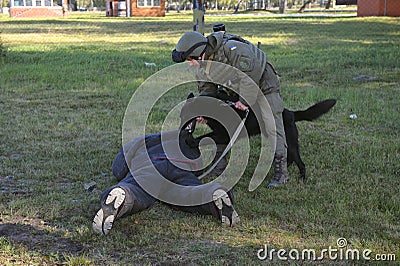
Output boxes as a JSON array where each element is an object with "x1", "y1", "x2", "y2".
[
  {"x1": 223, "y1": 40, "x2": 265, "y2": 106},
  {"x1": 196, "y1": 67, "x2": 218, "y2": 95}
]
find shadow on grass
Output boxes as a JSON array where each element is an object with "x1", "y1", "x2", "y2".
[
  {"x1": 1, "y1": 17, "x2": 399, "y2": 41},
  {"x1": 0, "y1": 222, "x2": 84, "y2": 257}
]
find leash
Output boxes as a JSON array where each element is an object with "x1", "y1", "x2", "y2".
[{"x1": 198, "y1": 102, "x2": 249, "y2": 180}]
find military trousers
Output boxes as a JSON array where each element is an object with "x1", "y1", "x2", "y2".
[{"x1": 257, "y1": 91, "x2": 287, "y2": 158}]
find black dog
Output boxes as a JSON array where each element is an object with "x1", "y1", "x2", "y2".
[{"x1": 180, "y1": 91, "x2": 336, "y2": 181}]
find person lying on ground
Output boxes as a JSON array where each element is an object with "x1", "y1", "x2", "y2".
[{"x1": 92, "y1": 129, "x2": 239, "y2": 235}]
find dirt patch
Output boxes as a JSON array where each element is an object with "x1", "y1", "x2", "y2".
[
  {"x1": 0, "y1": 175, "x2": 30, "y2": 194},
  {"x1": 0, "y1": 219, "x2": 84, "y2": 256}
]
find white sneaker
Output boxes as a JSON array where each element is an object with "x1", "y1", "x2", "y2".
[
  {"x1": 212, "y1": 189, "x2": 240, "y2": 227},
  {"x1": 92, "y1": 187, "x2": 127, "y2": 235}
]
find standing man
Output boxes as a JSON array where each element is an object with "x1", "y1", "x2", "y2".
[{"x1": 172, "y1": 30, "x2": 288, "y2": 188}]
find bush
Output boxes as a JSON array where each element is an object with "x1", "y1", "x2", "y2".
[{"x1": 0, "y1": 32, "x2": 7, "y2": 60}]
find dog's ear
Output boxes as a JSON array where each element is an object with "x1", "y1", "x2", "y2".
[{"x1": 187, "y1": 92, "x2": 195, "y2": 101}]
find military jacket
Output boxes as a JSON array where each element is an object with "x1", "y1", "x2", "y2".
[{"x1": 196, "y1": 32, "x2": 278, "y2": 106}]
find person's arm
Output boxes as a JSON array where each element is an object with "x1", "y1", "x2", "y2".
[
  {"x1": 223, "y1": 40, "x2": 265, "y2": 107},
  {"x1": 112, "y1": 148, "x2": 129, "y2": 181},
  {"x1": 188, "y1": 59, "x2": 218, "y2": 123},
  {"x1": 111, "y1": 135, "x2": 147, "y2": 180},
  {"x1": 197, "y1": 68, "x2": 218, "y2": 95}
]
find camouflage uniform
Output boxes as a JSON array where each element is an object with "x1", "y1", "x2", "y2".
[{"x1": 195, "y1": 32, "x2": 288, "y2": 186}]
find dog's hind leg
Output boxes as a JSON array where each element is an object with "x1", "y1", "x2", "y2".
[
  {"x1": 294, "y1": 154, "x2": 306, "y2": 182},
  {"x1": 284, "y1": 110, "x2": 306, "y2": 182},
  {"x1": 287, "y1": 140, "x2": 306, "y2": 182}
]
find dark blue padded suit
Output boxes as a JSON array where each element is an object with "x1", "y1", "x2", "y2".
[{"x1": 106, "y1": 130, "x2": 231, "y2": 217}]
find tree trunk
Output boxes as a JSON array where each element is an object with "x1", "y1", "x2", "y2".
[
  {"x1": 234, "y1": 0, "x2": 242, "y2": 13},
  {"x1": 279, "y1": 0, "x2": 287, "y2": 13},
  {"x1": 325, "y1": 0, "x2": 332, "y2": 9},
  {"x1": 298, "y1": 0, "x2": 311, "y2": 12},
  {"x1": 193, "y1": 0, "x2": 205, "y2": 34}
]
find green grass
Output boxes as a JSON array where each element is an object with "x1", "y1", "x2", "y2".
[{"x1": 1, "y1": 12, "x2": 400, "y2": 265}]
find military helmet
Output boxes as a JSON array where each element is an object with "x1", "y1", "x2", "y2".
[{"x1": 172, "y1": 32, "x2": 208, "y2": 63}]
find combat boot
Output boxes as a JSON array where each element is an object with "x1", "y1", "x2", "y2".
[{"x1": 267, "y1": 155, "x2": 289, "y2": 188}]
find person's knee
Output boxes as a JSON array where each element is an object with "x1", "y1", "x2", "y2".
[{"x1": 265, "y1": 93, "x2": 284, "y2": 114}]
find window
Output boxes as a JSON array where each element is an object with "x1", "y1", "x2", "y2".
[
  {"x1": 137, "y1": 0, "x2": 160, "y2": 7},
  {"x1": 12, "y1": 0, "x2": 53, "y2": 7},
  {"x1": 118, "y1": 1, "x2": 126, "y2": 9},
  {"x1": 14, "y1": 0, "x2": 23, "y2": 6}
]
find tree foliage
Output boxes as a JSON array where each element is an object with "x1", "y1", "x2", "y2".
[
  {"x1": 0, "y1": 32, "x2": 7, "y2": 61},
  {"x1": 1, "y1": 0, "x2": 10, "y2": 10}
]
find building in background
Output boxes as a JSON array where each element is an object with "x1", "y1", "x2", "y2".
[
  {"x1": 358, "y1": 0, "x2": 400, "y2": 16},
  {"x1": 106, "y1": 0, "x2": 165, "y2": 17},
  {"x1": 9, "y1": 0, "x2": 68, "y2": 18}
]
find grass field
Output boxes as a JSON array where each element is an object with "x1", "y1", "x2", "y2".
[{"x1": 1, "y1": 12, "x2": 399, "y2": 265}]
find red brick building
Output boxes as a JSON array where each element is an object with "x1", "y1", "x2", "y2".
[
  {"x1": 9, "y1": 0, "x2": 68, "y2": 18},
  {"x1": 358, "y1": 0, "x2": 400, "y2": 16},
  {"x1": 106, "y1": 0, "x2": 165, "y2": 17}
]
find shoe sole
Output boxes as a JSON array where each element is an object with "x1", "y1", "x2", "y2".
[
  {"x1": 267, "y1": 179, "x2": 288, "y2": 188},
  {"x1": 212, "y1": 189, "x2": 240, "y2": 227},
  {"x1": 93, "y1": 187, "x2": 126, "y2": 235}
]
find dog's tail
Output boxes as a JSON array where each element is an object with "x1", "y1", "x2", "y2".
[{"x1": 294, "y1": 99, "x2": 336, "y2": 122}]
